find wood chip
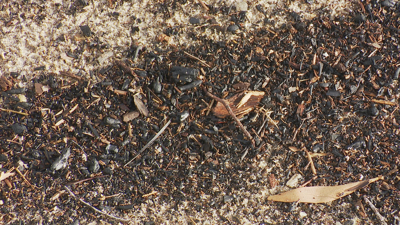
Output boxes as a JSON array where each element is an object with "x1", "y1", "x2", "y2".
[{"x1": 213, "y1": 91, "x2": 265, "y2": 118}]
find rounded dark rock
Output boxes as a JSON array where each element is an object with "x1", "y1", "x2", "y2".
[
  {"x1": 11, "y1": 123, "x2": 27, "y2": 134},
  {"x1": 189, "y1": 17, "x2": 200, "y2": 24},
  {"x1": 227, "y1": 24, "x2": 239, "y2": 33}
]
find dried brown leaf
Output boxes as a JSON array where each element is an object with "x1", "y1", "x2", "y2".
[
  {"x1": 134, "y1": 94, "x2": 149, "y2": 117},
  {"x1": 268, "y1": 176, "x2": 383, "y2": 203}
]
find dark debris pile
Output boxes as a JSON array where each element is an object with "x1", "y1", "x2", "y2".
[{"x1": 1, "y1": 1, "x2": 400, "y2": 224}]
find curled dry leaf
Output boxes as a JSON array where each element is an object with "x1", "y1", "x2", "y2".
[
  {"x1": 268, "y1": 176, "x2": 383, "y2": 203},
  {"x1": 134, "y1": 94, "x2": 149, "y2": 117},
  {"x1": 213, "y1": 91, "x2": 265, "y2": 118}
]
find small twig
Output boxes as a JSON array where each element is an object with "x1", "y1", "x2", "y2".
[
  {"x1": 363, "y1": 196, "x2": 388, "y2": 225},
  {"x1": 198, "y1": 0, "x2": 209, "y2": 11},
  {"x1": 304, "y1": 149, "x2": 317, "y2": 175},
  {"x1": 15, "y1": 167, "x2": 33, "y2": 188},
  {"x1": 65, "y1": 175, "x2": 108, "y2": 186},
  {"x1": 115, "y1": 60, "x2": 140, "y2": 81},
  {"x1": 184, "y1": 51, "x2": 211, "y2": 68},
  {"x1": 64, "y1": 186, "x2": 130, "y2": 222},
  {"x1": 0, "y1": 108, "x2": 29, "y2": 116},
  {"x1": 203, "y1": 87, "x2": 255, "y2": 147},
  {"x1": 124, "y1": 120, "x2": 171, "y2": 167}
]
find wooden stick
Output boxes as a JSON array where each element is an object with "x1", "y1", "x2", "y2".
[
  {"x1": 124, "y1": 120, "x2": 171, "y2": 167},
  {"x1": 203, "y1": 87, "x2": 255, "y2": 147},
  {"x1": 184, "y1": 51, "x2": 211, "y2": 68},
  {"x1": 64, "y1": 186, "x2": 130, "y2": 222}
]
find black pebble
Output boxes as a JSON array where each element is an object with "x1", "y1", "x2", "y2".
[
  {"x1": 189, "y1": 17, "x2": 200, "y2": 24},
  {"x1": 80, "y1": 25, "x2": 92, "y2": 37},
  {"x1": 12, "y1": 123, "x2": 27, "y2": 134},
  {"x1": 227, "y1": 24, "x2": 239, "y2": 33}
]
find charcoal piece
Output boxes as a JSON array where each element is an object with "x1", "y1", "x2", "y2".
[
  {"x1": 381, "y1": 0, "x2": 395, "y2": 7},
  {"x1": 171, "y1": 66, "x2": 199, "y2": 83},
  {"x1": 0, "y1": 154, "x2": 8, "y2": 162},
  {"x1": 89, "y1": 158, "x2": 100, "y2": 173},
  {"x1": 86, "y1": 121, "x2": 100, "y2": 138},
  {"x1": 368, "y1": 104, "x2": 379, "y2": 116},
  {"x1": 11, "y1": 123, "x2": 27, "y2": 134},
  {"x1": 353, "y1": 14, "x2": 366, "y2": 23},
  {"x1": 7, "y1": 88, "x2": 27, "y2": 94},
  {"x1": 363, "y1": 56, "x2": 382, "y2": 66},
  {"x1": 80, "y1": 25, "x2": 92, "y2": 37},
  {"x1": 134, "y1": 70, "x2": 147, "y2": 77},
  {"x1": 223, "y1": 195, "x2": 234, "y2": 203},
  {"x1": 51, "y1": 147, "x2": 71, "y2": 171},
  {"x1": 103, "y1": 167, "x2": 113, "y2": 175},
  {"x1": 118, "y1": 204, "x2": 134, "y2": 210},
  {"x1": 34, "y1": 66, "x2": 45, "y2": 71},
  {"x1": 179, "y1": 80, "x2": 202, "y2": 91},
  {"x1": 326, "y1": 89, "x2": 341, "y2": 97},
  {"x1": 122, "y1": 79, "x2": 131, "y2": 90}
]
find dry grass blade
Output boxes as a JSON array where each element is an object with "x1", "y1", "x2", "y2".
[{"x1": 268, "y1": 176, "x2": 383, "y2": 203}]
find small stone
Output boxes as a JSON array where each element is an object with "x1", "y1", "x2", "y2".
[
  {"x1": 299, "y1": 211, "x2": 307, "y2": 218},
  {"x1": 51, "y1": 148, "x2": 71, "y2": 171},
  {"x1": 79, "y1": 25, "x2": 92, "y2": 37},
  {"x1": 286, "y1": 174, "x2": 303, "y2": 188},
  {"x1": 89, "y1": 158, "x2": 100, "y2": 173},
  {"x1": 179, "y1": 111, "x2": 189, "y2": 122},
  {"x1": 223, "y1": 195, "x2": 234, "y2": 203},
  {"x1": 11, "y1": 123, "x2": 27, "y2": 134},
  {"x1": 153, "y1": 77, "x2": 162, "y2": 94},
  {"x1": 227, "y1": 24, "x2": 239, "y2": 33},
  {"x1": 105, "y1": 117, "x2": 121, "y2": 128},
  {"x1": 189, "y1": 17, "x2": 200, "y2": 24},
  {"x1": 105, "y1": 144, "x2": 119, "y2": 154}
]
